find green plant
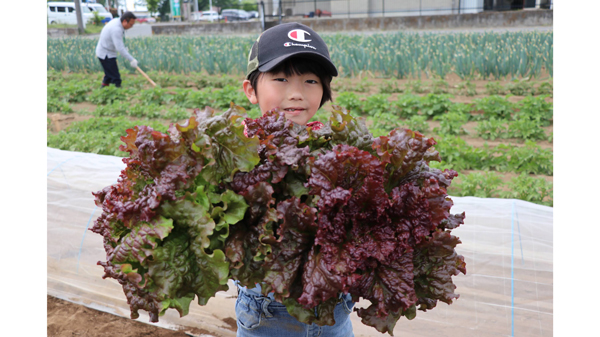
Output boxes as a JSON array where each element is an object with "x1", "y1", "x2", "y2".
[
  {"x1": 47, "y1": 116, "x2": 168, "y2": 157},
  {"x1": 448, "y1": 171, "x2": 503, "y2": 198},
  {"x1": 536, "y1": 81, "x2": 553, "y2": 96},
  {"x1": 515, "y1": 95, "x2": 553, "y2": 126},
  {"x1": 473, "y1": 95, "x2": 516, "y2": 120},
  {"x1": 495, "y1": 141, "x2": 553, "y2": 175},
  {"x1": 182, "y1": 88, "x2": 211, "y2": 109},
  {"x1": 507, "y1": 119, "x2": 547, "y2": 140},
  {"x1": 500, "y1": 173, "x2": 553, "y2": 206},
  {"x1": 211, "y1": 85, "x2": 250, "y2": 110},
  {"x1": 449, "y1": 102, "x2": 476, "y2": 118},
  {"x1": 475, "y1": 119, "x2": 509, "y2": 140},
  {"x1": 334, "y1": 92, "x2": 363, "y2": 114},
  {"x1": 391, "y1": 94, "x2": 421, "y2": 118},
  {"x1": 128, "y1": 103, "x2": 163, "y2": 119},
  {"x1": 170, "y1": 88, "x2": 192, "y2": 105},
  {"x1": 361, "y1": 94, "x2": 391, "y2": 116},
  {"x1": 378, "y1": 79, "x2": 403, "y2": 94},
  {"x1": 155, "y1": 73, "x2": 187, "y2": 87},
  {"x1": 419, "y1": 94, "x2": 453, "y2": 119},
  {"x1": 484, "y1": 82, "x2": 506, "y2": 95},
  {"x1": 401, "y1": 115, "x2": 429, "y2": 134},
  {"x1": 163, "y1": 106, "x2": 190, "y2": 121},
  {"x1": 369, "y1": 112, "x2": 403, "y2": 133},
  {"x1": 88, "y1": 86, "x2": 131, "y2": 105},
  {"x1": 60, "y1": 82, "x2": 92, "y2": 102},
  {"x1": 454, "y1": 81, "x2": 477, "y2": 96},
  {"x1": 90, "y1": 11, "x2": 103, "y2": 26},
  {"x1": 47, "y1": 31, "x2": 553, "y2": 79},
  {"x1": 506, "y1": 79, "x2": 534, "y2": 96},
  {"x1": 92, "y1": 101, "x2": 132, "y2": 117},
  {"x1": 405, "y1": 80, "x2": 428, "y2": 94},
  {"x1": 353, "y1": 77, "x2": 374, "y2": 93},
  {"x1": 205, "y1": 74, "x2": 238, "y2": 88},
  {"x1": 246, "y1": 106, "x2": 262, "y2": 119},
  {"x1": 431, "y1": 135, "x2": 482, "y2": 171},
  {"x1": 47, "y1": 98, "x2": 73, "y2": 113},
  {"x1": 433, "y1": 111, "x2": 469, "y2": 135},
  {"x1": 139, "y1": 87, "x2": 173, "y2": 105},
  {"x1": 431, "y1": 79, "x2": 450, "y2": 94}
]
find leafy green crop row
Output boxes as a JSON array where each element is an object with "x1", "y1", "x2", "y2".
[
  {"x1": 47, "y1": 31, "x2": 552, "y2": 79},
  {"x1": 337, "y1": 77, "x2": 552, "y2": 96},
  {"x1": 335, "y1": 91, "x2": 553, "y2": 124},
  {"x1": 47, "y1": 117, "x2": 169, "y2": 157},
  {"x1": 430, "y1": 136, "x2": 553, "y2": 175},
  {"x1": 448, "y1": 171, "x2": 552, "y2": 206},
  {"x1": 47, "y1": 71, "x2": 553, "y2": 206}
]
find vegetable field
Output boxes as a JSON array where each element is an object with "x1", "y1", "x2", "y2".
[
  {"x1": 46, "y1": 29, "x2": 553, "y2": 337},
  {"x1": 47, "y1": 69, "x2": 553, "y2": 206},
  {"x1": 47, "y1": 31, "x2": 552, "y2": 79},
  {"x1": 47, "y1": 31, "x2": 552, "y2": 206}
]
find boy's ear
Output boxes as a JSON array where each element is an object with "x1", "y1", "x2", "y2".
[{"x1": 243, "y1": 79, "x2": 258, "y2": 105}]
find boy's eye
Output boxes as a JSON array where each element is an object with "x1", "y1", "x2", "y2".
[
  {"x1": 306, "y1": 79, "x2": 319, "y2": 84},
  {"x1": 274, "y1": 78, "x2": 287, "y2": 82}
]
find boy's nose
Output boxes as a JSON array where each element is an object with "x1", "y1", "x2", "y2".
[{"x1": 287, "y1": 83, "x2": 304, "y2": 101}]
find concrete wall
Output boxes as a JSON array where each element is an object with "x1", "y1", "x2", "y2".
[
  {"x1": 298, "y1": 8, "x2": 552, "y2": 32},
  {"x1": 151, "y1": 21, "x2": 263, "y2": 35},
  {"x1": 150, "y1": 9, "x2": 552, "y2": 36},
  {"x1": 47, "y1": 27, "x2": 79, "y2": 38}
]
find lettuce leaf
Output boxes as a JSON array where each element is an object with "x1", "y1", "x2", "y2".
[{"x1": 91, "y1": 105, "x2": 466, "y2": 335}]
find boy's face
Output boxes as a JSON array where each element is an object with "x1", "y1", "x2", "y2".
[{"x1": 243, "y1": 71, "x2": 323, "y2": 126}]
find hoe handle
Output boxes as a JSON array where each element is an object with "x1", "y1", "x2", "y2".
[{"x1": 136, "y1": 66, "x2": 156, "y2": 87}]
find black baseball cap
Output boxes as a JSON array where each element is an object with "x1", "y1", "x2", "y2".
[{"x1": 246, "y1": 22, "x2": 338, "y2": 79}]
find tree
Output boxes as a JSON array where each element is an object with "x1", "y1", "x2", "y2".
[
  {"x1": 158, "y1": 0, "x2": 170, "y2": 20},
  {"x1": 146, "y1": 0, "x2": 161, "y2": 15}
]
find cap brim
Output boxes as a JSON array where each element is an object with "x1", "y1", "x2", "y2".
[{"x1": 258, "y1": 51, "x2": 338, "y2": 77}]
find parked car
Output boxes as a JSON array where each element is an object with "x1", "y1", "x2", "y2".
[
  {"x1": 47, "y1": 2, "x2": 94, "y2": 26},
  {"x1": 195, "y1": 10, "x2": 221, "y2": 22},
  {"x1": 247, "y1": 10, "x2": 259, "y2": 19},
  {"x1": 220, "y1": 9, "x2": 250, "y2": 22},
  {"x1": 86, "y1": 3, "x2": 112, "y2": 24},
  {"x1": 135, "y1": 15, "x2": 156, "y2": 24}
]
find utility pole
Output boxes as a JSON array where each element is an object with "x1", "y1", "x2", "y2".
[{"x1": 74, "y1": 0, "x2": 85, "y2": 34}]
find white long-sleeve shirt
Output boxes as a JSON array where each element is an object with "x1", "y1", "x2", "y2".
[{"x1": 95, "y1": 18, "x2": 135, "y2": 61}]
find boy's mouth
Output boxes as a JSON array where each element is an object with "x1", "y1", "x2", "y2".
[{"x1": 283, "y1": 108, "x2": 305, "y2": 116}]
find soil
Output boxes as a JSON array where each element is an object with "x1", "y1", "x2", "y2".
[
  {"x1": 48, "y1": 296, "x2": 187, "y2": 337},
  {"x1": 47, "y1": 72, "x2": 553, "y2": 336},
  {"x1": 47, "y1": 295, "x2": 226, "y2": 337}
]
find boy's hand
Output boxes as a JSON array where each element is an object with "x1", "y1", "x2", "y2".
[{"x1": 130, "y1": 59, "x2": 138, "y2": 68}]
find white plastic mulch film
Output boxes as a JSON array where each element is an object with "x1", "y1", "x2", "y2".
[{"x1": 47, "y1": 147, "x2": 553, "y2": 337}]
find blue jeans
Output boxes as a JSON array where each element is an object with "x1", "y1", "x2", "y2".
[{"x1": 235, "y1": 288, "x2": 355, "y2": 337}]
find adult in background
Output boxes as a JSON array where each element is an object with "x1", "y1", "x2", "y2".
[{"x1": 96, "y1": 11, "x2": 138, "y2": 88}]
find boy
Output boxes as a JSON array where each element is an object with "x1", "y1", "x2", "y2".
[
  {"x1": 95, "y1": 11, "x2": 139, "y2": 88},
  {"x1": 238, "y1": 22, "x2": 355, "y2": 337}
]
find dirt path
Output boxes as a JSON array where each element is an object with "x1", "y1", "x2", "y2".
[{"x1": 47, "y1": 295, "x2": 222, "y2": 337}]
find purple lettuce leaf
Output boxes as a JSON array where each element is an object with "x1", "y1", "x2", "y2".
[{"x1": 413, "y1": 229, "x2": 467, "y2": 311}]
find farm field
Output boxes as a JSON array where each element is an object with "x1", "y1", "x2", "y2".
[
  {"x1": 47, "y1": 69, "x2": 553, "y2": 206},
  {"x1": 46, "y1": 30, "x2": 553, "y2": 337}
]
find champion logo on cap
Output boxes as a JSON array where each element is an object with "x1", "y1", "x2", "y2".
[{"x1": 288, "y1": 29, "x2": 312, "y2": 42}]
